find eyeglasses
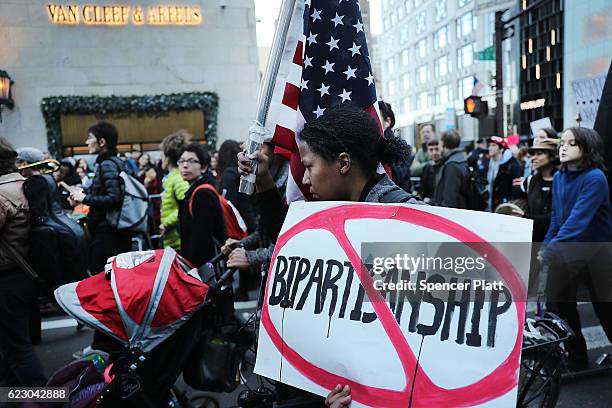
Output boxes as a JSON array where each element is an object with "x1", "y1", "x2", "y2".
[{"x1": 178, "y1": 159, "x2": 200, "y2": 165}]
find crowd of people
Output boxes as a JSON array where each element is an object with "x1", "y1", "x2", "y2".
[{"x1": 1, "y1": 102, "x2": 611, "y2": 407}]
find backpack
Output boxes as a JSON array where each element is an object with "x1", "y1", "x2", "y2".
[
  {"x1": 23, "y1": 174, "x2": 89, "y2": 286},
  {"x1": 189, "y1": 184, "x2": 248, "y2": 240},
  {"x1": 105, "y1": 157, "x2": 149, "y2": 234},
  {"x1": 464, "y1": 166, "x2": 489, "y2": 211},
  {"x1": 379, "y1": 186, "x2": 422, "y2": 204}
]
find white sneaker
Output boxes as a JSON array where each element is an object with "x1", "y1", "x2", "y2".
[{"x1": 72, "y1": 345, "x2": 98, "y2": 360}]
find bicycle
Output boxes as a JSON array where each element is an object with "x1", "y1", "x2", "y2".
[{"x1": 517, "y1": 312, "x2": 573, "y2": 408}]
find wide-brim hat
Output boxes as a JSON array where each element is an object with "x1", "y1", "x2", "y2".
[
  {"x1": 529, "y1": 136, "x2": 559, "y2": 154},
  {"x1": 16, "y1": 159, "x2": 60, "y2": 172}
]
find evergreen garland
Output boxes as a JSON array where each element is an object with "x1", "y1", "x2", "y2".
[{"x1": 40, "y1": 92, "x2": 218, "y2": 158}]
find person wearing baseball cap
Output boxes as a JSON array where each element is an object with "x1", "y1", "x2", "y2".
[{"x1": 487, "y1": 136, "x2": 522, "y2": 211}]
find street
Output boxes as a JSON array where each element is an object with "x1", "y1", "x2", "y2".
[{"x1": 35, "y1": 302, "x2": 611, "y2": 408}]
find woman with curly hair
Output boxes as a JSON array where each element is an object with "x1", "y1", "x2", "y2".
[{"x1": 159, "y1": 130, "x2": 191, "y2": 251}]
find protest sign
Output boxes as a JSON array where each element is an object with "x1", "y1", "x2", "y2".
[
  {"x1": 530, "y1": 117, "x2": 553, "y2": 137},
  {"x1": 571, "y1": 72, "x2": 607, "y2": 128},
  {"x1": 254, "y1": 202, "x2": 532, "y2": 407}
]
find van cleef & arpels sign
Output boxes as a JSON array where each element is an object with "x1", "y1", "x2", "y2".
[{"x1": 46, "y1": 4, "x2": 202, "y2": 26}]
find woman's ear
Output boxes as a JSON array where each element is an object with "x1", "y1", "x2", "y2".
[
  {"x1": 338, "y1": 152, "x2": 351, "y2": 175},
  {"x1": 98, "y1": 138, "x2": 107, "y2": 148}
]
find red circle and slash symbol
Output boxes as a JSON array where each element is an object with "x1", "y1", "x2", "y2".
[{"x1": 261, "y1": 204, "x2": 526, "y2": 407}]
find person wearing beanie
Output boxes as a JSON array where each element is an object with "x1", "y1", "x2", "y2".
[{"x1": 487, "y1": 136, "x2": 521, "y2": 211}]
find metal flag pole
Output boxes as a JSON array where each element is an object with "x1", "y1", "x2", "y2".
[{"x1": 239, "y1": 0, "x2": 298, "y2": 195}]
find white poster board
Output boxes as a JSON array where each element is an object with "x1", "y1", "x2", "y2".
[
  {"x1": 530, "y1": 117, "x2": 553, "y2": 136},
  {"x1": 254, "y1": 202, "x2": 532, "y2": 407},
  {"x1": 570, "y1": 73, "x2": 607, "y2": 128}
]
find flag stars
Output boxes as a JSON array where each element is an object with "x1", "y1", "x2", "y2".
[
  {"x1": 307, "y1": 32, "x2": 318, "y2": 45},
  {"x1": 304, "y1": 55, "x2": 313, "y2": 68},
  {"x1": 331, "y1": 13, "x2": 344, "y2": 27},
  {"x1": 343, "y1": 66, "x2": 357, "y2": 80},
  {"x1": 338, "y1": 89, "x2": 352, "y2": 102},
  {"x1": 326, "y1": 36, "x2": 340, "y2": 51},
  {"x1": 300, "y1": 79, "x2": 309, "y2": 90},
  {"x1": 305, "y1": 0, "x2": 311, "y2": 6},
  {"x1": 348, "y1": 42, "x2": 361, "y2": 56},
  {"x1": 353, "y1": 21, "x2": 364, "y2": 34},
  {"x1": 313, "y1": 105, "x2": 325, "y2": 118},
  {"x1": 365, "y1": 72, "x2": 374, "y2": 86},
  {"x1": 322, "y1": 60, "x2": 335, "y2": 74},
  {"x1": 317, "y1": 83, "x2": 330, "y2": 97},
  {"x1": 311, "y1": 8, "x2": 322, "y2": 22}
]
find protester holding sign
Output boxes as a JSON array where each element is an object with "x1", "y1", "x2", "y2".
[
  {"x1": 238, "y1": 104, "x2": 423, "y2": 406},
  {"x1": 540, "y1": 127, "x2": 612, "y2": 370}
]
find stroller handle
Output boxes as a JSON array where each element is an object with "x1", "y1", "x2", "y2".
[
  {"x1": 208, "y1": 251, "x2": 227, "y2": 265},
  {"x1": 205, "y1": 268, "x2": 239, "y2": 301}
]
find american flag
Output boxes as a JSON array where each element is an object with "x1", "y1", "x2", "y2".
[
  {"x1": 265, "y1": 0, "x2": 381, "y2": 203},
  {"x1": 471, "y1": 76, "x2": 485, "y2": 96}
]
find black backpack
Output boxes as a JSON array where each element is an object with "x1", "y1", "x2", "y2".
[
  {"x1": 379, "y1": 186, "x2": 422, "y2": 204},
  {"x1": 23, "y1": 174, "x2": 89, "y2": 287},
  {"x1": 464, "y1": 166, "x2": 489, "y2": 211}
]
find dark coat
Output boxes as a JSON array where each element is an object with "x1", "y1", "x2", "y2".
[
  {"x1": 521, "y1": 172, "x2": 555, "y2": 242},
  {"x1": 432, "y1": 148, "x2": 469, "y2": 209},
  {"x1": 83, "y1": 152, "x2": 124, "y2": 234},
  {"x1": 419, "y1": 162, "x2": 442, "y2": 200},
  {"x1": 491, "y1": 156, "x2": 522, "y2": 210},
  {"x1": 178, "y1": 172, "x2": 227, "y2": 267}
]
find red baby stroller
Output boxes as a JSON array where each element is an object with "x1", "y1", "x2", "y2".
[{"x1": 50, "y1": 248, "x2": 235, "y2": 407}]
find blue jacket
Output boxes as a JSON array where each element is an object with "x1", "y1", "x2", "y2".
[{"x1": 542, "y1": 167, "x2": 612, "y2": 260}]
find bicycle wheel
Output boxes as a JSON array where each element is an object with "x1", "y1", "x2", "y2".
[{"x1": 518, "y1": 348, "x2": 562, "y2": 408}]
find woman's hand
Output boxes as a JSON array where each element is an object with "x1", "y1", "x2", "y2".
[
  {"x1": 511, "y1": 207, "x2": 525, "y2": 217},
  {"x1": 326, "y1": 385, "x2": 351, "y2": 408},
  {"x1": 221, "y1": 238, "x2": 241, "y2": 255},
  {"x1": 237, "y1": 150, "x2": 275, "y2": 192},
  {"x1": 227, "y1": 248, "x2": 250, "y2": 271}
]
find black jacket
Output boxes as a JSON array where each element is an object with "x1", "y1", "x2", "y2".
[
  {"x1": 178, "y1": 172, "x2": 227, "y2": 267},
  {"x1": 419, "y1": 162, "x2": 441, "y2": 200},
  {"x1": 83, "y1": 152, "x2": 124, "y2": 234},
  {"x1": 432, "y1": 148, "x2": 469, "y2": 209},
  {"x1": 492, "y1": 156, "x2": 522, "y2": 210},
  {"x1": 521, "y1": 172, "x2": 555, "y2": 242}
]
